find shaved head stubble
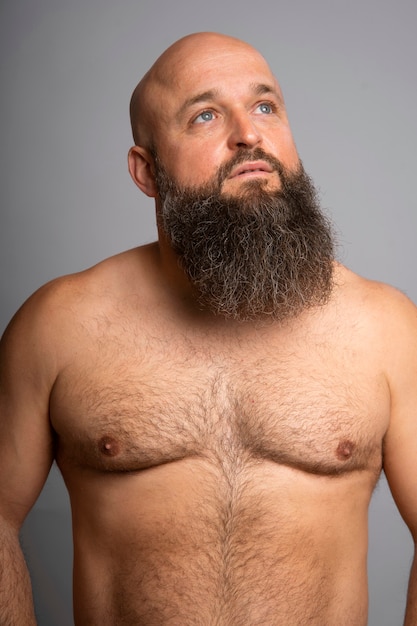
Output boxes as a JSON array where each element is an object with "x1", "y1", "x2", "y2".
[{"x1": 153, "y1": 147, "x2": 335, "y2": 322}]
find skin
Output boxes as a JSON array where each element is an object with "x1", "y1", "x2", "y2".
[{"x1": 1, "y1": 32, "x2": 417, "y2": 625}]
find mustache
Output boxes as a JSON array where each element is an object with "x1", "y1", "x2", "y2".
[{"x1": 216, "y1": 147, "x2": 288, "y2": 186}]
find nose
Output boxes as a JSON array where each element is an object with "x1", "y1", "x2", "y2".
[{"x1": 227, "y1": 111, "x2": 262, "y2": 150}]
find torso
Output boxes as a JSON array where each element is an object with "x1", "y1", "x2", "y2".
[{"x1": 48, "y1": 250, "x2": 390, "y2": 625}]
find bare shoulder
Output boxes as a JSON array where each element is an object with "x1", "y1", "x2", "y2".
[
  {"x1": 335, "y1": 263, "x2": 417, "y2": 317},
  {"x1": 8, "y1": 244, "x2": 157, "y2": 314},
  {"x1": 333, "y1": 263, "x2": 417, "y2": 356},
  {"x1": 1, "y1": 244, "x2": 158, "y2": 373}
]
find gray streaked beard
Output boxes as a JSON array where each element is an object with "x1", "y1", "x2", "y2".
[{"x1": 154, "y1": 148, "x2": 335, "y2": 322}]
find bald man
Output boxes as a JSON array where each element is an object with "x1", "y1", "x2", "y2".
[{"x1": 1, "y1": 32, "x2": 417, "y2": 626}]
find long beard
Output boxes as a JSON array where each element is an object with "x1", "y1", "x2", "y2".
[{"x1": 154, "y1": 148, "x2": 335, "y2": 322}]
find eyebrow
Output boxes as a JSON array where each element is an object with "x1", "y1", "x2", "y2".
[
  {"x1": 176, "y1": 83, "x2": 284, "y2": 120},
  {"x1": 251, "y1": 82, "x2": 285, "y2": 105},
  {"x1": 176, "y1": 90, "x2": 221, "y2": 120}
]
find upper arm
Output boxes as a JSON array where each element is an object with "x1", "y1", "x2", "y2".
[
  {"x1": 381, "y1": 289, "x2": 417, "y2": 539},
  {"x1": 0, "y1": 288, "x2": 59, "y2": 529}
]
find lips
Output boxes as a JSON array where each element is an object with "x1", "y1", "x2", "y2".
[{"x1": 229, "y1": 160, "x2": 274, "y2": 179}]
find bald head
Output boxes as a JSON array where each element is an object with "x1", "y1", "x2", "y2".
[{"x1": 129, "y1": 32, "x2": 281, "y2": 148}]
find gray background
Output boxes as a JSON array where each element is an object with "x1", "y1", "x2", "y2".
[{"x1": 1, "y1": 0, "x2": 416, "y2": 624}]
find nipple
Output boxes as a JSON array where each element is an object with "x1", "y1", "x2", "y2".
[
  {"x1": 336, "y1": 440, "x2": 355, "y2": 461},
  {"x1": 98, "y1": 436, "x2": 120, "y2": 457}
]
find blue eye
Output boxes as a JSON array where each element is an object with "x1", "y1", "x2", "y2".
[
  {"x1": 194, "y1": 110, "x2": 215, "y2": 124},
  {"x1": 257, "y1": 103, "x2": 273, "y2": 114}
]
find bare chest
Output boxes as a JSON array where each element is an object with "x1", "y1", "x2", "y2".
[{"x1": 51, "y1": 328, "x2": 389, "y2": 478}]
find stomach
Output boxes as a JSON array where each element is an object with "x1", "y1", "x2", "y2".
[{"x1": 66, "y1": 458, "x2": 373, "y2": 625}]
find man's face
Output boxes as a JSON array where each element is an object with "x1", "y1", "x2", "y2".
[
  {"x1": 153, "y1": 147, "x2": 335, "y2": 322},
  {"x1": 129, "y1": 35, "x2": 334, "y2": 321},
  {"x1": 146, "y1": 38, "x2": 300, "y2": 195}
]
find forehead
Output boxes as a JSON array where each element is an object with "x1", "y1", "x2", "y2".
[
  {"x1": 149, "y1": 41, "x2": 281, "y2": 117},
  {"x1": 173, "y1": 42, "x2": 275, "y2": 82}
]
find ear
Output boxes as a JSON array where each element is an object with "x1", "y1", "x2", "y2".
[{"x1": 128, "y1": 146, "x2": 158, "y2": 198}]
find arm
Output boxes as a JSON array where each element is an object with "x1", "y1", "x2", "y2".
[
  {"x1": 0, "y1": 289, "x2": 57, "y2": 625},
  {"x1": 0, "y1": 523, "x2": 38, "y2": 625},
  {"x1": 404, "y1": 560, "x2": 417, "y2": 626},
  {"x1": 381, "y1": 289, "x2": 417, "y2": 625}
]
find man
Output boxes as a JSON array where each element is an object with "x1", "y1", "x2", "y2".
[{"x1": 0, "y1": 31, "x2": 416, "y2": 626}]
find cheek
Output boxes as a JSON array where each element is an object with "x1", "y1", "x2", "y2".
[
  {"x1": 262, "y1": 125, "x2": 299, "y2": 170},
  {"x1": 279, "y1": 130, "x2": 300, "y2": 168},
  {"x1": 168, "y1": 146, "x2": 223, "y2": 187}
]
